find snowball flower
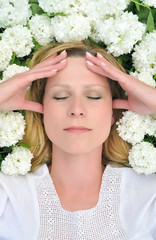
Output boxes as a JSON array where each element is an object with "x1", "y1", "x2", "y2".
[
  {"x1": 1, "y1": 146, "x2": 33, "y2": 176},
  {"x1": 96, "y1": 0, "x2": 130, "y2": 18},
  {"x1": 29, "y1": 15, "x2": 54, "y2": 46},
  {"x1": 38, "y1": 0, "x2": 74, "y2": 14},
  {"x1": 0, "y1": 0, "x2": 32, "y2": 28},
  {"x1": 51, "y1": 14, "x2": 91, "y2": 42},
  {"x1": 141, "y1": 0, "x2": 156, "y2": 8},
  {"x1": 130, "y1": 71, "x2": 156, "y2": 87},
  {"x1": 132, "y1": 31, "x2": 156, "y2": 75},
  {"x1": 95, "y1": 11, "x2": 146, "y2": 56},
  {"x1": 146, "y1": 114, "x2": 156, "y2": 137},
  {"x1": 0, "y1": 111, "x2": 25, "y2": 147},
  {"x1": 116, "y1": 111, "x2": 152, "y2": 145},
  {"x1": 129, "y1": 142, "x2": 156, "y2": 175},
  {"x1": 2, "y1": 25, "x2": 34, "y2": 57},
  {"x1": 2, "y1": 64, "x2": 29, "y2": 81},
  {"x1": 0, "y1": 40, "x2": 12, "y2": 71}
]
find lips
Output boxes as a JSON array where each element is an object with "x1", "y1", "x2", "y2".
[{"x1": 63, "y1": 126, "x2": 92, "y2": 133}]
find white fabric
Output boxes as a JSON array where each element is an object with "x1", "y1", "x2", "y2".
[{"x1": 0, "y1": 164, "x2": 156, "y2": 240}]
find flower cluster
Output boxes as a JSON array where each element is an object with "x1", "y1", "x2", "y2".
[
  {"x1": 2, "y1": 64, "x2": 29, "y2": 82},
  {"x1": 132, "y1": 31, "x2": 156, "y2": 76},
  {"x1": 1, "y1": 146, "x2": 33, "y2": 176},
  {"x1": 0, "y1": 0, "x2": 32, "y2": 28},
  {"x1": 0, "y1": 111, "x2": 25, "y2": 147},
  {"x1": 129, "y1": 142, "x2": 156, "y2": 175},
  {"x1": 0, "y1": 0, "x2": 155, "y2": 176},
  {"x1": 93, "y1": 11, "x2": 146, "y2": 56},
  {"x1": 0, "y1": 111, "x2": 33, "y2": 176},
  {"x1": 117, "y1": 111, "x2": 156, "y2": 174},
  {"x1": 141, "y1": 0, "x2": 156, "y2": 8}
]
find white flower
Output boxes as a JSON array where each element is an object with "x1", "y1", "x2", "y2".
[
  {"x1": 146, "y1": 114, "x2": 156, "y2": 137},
  {"x1": 1, "y1": 146, "x2": 33, "y2": 176},
  {"x1": 129, "y1": 142, "x2": 156, "y2": 175},
  {"x1": 0, "y1": 111, "x2": 25, "y2": 147},
  {"x1": 132, "y1": 31, "x2": 156, "y2": 75},
  {"x1": 96, "y1": 0, "x2": 130, "y2": 18},
  {"x1": 141, "y1": 0, "x2": 156, "y2": 8},
  {"x1": 29, "y1": 15, "x2": 54, "y2": 46},
  {"x1": 116, "y1": 111, "x2": 152, "y2": 145},
  {"x1": 95, "y1": 11, "x2": 146, "y2": 57},
  {"x1": 2, "y1": 64, "x2": 29, "y2": 81},
  {"x1": 0, "y1": 40, "x2": 12, "y2": 71},
  {"x1": 0, "y1": 0, "x2": 32, "y2": 28},
  {"x1": 130, "y1": 71, "x2": 156, "y2": 87},
  {"x1": 51, "y1": 14, "x2": 91, "y2": 42},
  {"x1": 2, "y1": 25, "x2": 34, "y2": 57},
  {"x1": 38, "y1": 0, "x2": 74, "y2": 14}
]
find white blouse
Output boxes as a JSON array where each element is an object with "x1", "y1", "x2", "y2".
[{"x1": 0, "y1": 164, "x2": 156, "y2": 240}]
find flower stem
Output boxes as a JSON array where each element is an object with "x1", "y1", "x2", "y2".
[{"x1": 130, "y1": 0, "x2": 151, "y2": 10}]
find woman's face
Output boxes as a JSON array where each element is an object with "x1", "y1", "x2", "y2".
[{"x1": 43, "y1": 57, "x2": 114, "y2": 155}]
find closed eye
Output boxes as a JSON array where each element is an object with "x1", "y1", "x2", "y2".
[
  {"x1": 53, "y1": 96, "x2": 69, "y2": 100},
  {"x1": 87, "y1": 96, "x2": 101, "y2": 100},
  {"x1": 53, "y1": 96, "x2": 102, "y2": 100}
]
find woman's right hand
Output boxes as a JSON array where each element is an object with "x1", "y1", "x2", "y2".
[{"x1": 0, "y1": 50, "x2": 67, "y2": 114}]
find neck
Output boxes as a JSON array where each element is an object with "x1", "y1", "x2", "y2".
[{"x1": 49, "y1": 145, "x2": 104, "y2": 195}]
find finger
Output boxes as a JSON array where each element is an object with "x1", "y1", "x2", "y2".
[
  {"x1": 34, "y1": 50, "x2": 67, "y2": 69},
  {"x1": 112, "y1": 99, "x2": 130, "y2": 110},
  {"x1": 22, "y1": 100, "x2": 44, "y2": 114},
  {"x1": 2, "y1": 68, "x2": 58, "y2": 91},
  {"x1": 30, "y1": 58, "x2": 67, "y2": 74}
]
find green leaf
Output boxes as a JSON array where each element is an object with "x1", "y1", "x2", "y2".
[
  {"x1": 133, "y1": 0, "x2": 141, "y2": 11},
  {"x1": 144, "y1": 134, "x2": 156, "y2": 147},
  {"x1": 0, "y1": 36, "x2": 2, "y2": 40},
  {"x1": 17, "y1": 142, "x2": 40, "y2": 148},
  {"x1": 121, "y1": 163, "x2": 132, "y2": 168},
  {"x1": 154, "y1": 74, "x2": 156, "y2": 80},
  {"x1": 0, "y1": 72, "x2": 3, "y2": 80},
  {"x1": 9, "y1": 52, "x2": 16, "y2": 65},
  {"x1": 31, "y1": 3, "x2": 44, "y2": 15},
  {"x1": 136, "y1": 4, "x2": 140, "y2": 11},
  {"x1": 146, "y1": 10, "x2": 155, "y2": 33},
  {"x1": 17, "y1": 142, "x2": 32, "y2": 149},
  {"x1": 29, "y1": 0, "x2": 39, "y2": 3},
  {"x1": 18, "y1": 110, "x2": 26, "y2": 117},
  {"x1": 27, "y1": 23, "x2": 30, "y2": 30},
  {"x1": 137, "y1": 7, "x2": 149, "y2": 23},
  {"x1": 32, "y1": 37, "x2": 42, "y2": 51}
]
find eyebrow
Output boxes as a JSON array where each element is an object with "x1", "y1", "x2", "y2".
[{"x1": 49, "y1": 84, "x2": 106, "y2": 90}]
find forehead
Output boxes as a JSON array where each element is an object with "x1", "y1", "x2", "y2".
[{"x1": 46, "y1": 57, "x2": 109, "y2": 89}]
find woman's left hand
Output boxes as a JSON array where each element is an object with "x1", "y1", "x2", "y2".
[{"x1": 86, "y1": 52, "x2": 156, "y2": 115}]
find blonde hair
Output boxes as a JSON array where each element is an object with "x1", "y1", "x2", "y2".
[{"x1": 22, "y1": 41, "x2": 131, "y2": 171}]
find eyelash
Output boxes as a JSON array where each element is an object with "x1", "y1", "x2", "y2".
[{"x1": 53, "y1": 96, "x2": 102, "y2": 100}]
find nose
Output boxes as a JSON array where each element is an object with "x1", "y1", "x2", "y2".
[{"x1": 67, "y1": 97, "x2": 86, "y2": 117}]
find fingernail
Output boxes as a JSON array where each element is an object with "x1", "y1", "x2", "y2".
[
  {"x1": 51, "y1": 69, "x2": 58, "y2": 72},
  {"x1": 60, "y1": 50, "x2": 66, "y2": 55},
  {"x1": 97, "y1": 52, "x2": 103, "y2": 58},
  {"x1": 101, "y1": 62, "x2": 106, "y2": 67},
  {"x1": 86, "y1": 52, "x2": 93, "y2": 57},
  {"x1": 87, "y1": 60, "x2": 94, "y2": 66},
  {"x1": 60, "y1": 59, "x2": 67, "y2": 63}
]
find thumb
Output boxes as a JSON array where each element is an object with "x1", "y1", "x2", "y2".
[
  {"x1": 112, "y1": 99, "x2": 129, "y2": 110},
  {"x1": 22, "y1": 101, "x2": 44, "y2": 114}
]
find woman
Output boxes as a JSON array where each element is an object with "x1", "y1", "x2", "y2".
[{"x1": 0, "y1": 41, "x2": 156, "y2": 240}]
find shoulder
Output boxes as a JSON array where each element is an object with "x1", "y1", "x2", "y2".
[
  {"x1": 120, "y1": 166, "x2": 156, "y2": 194},
  {"x1": 0, "y1": 163, "x2": 48, "y2": 216},
  {"x1": 0, "y1": 164, "x2": 48, "y2": 240},
  {"x1": 115, "y1": 166, "x2": 156, "y2": 237}
]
